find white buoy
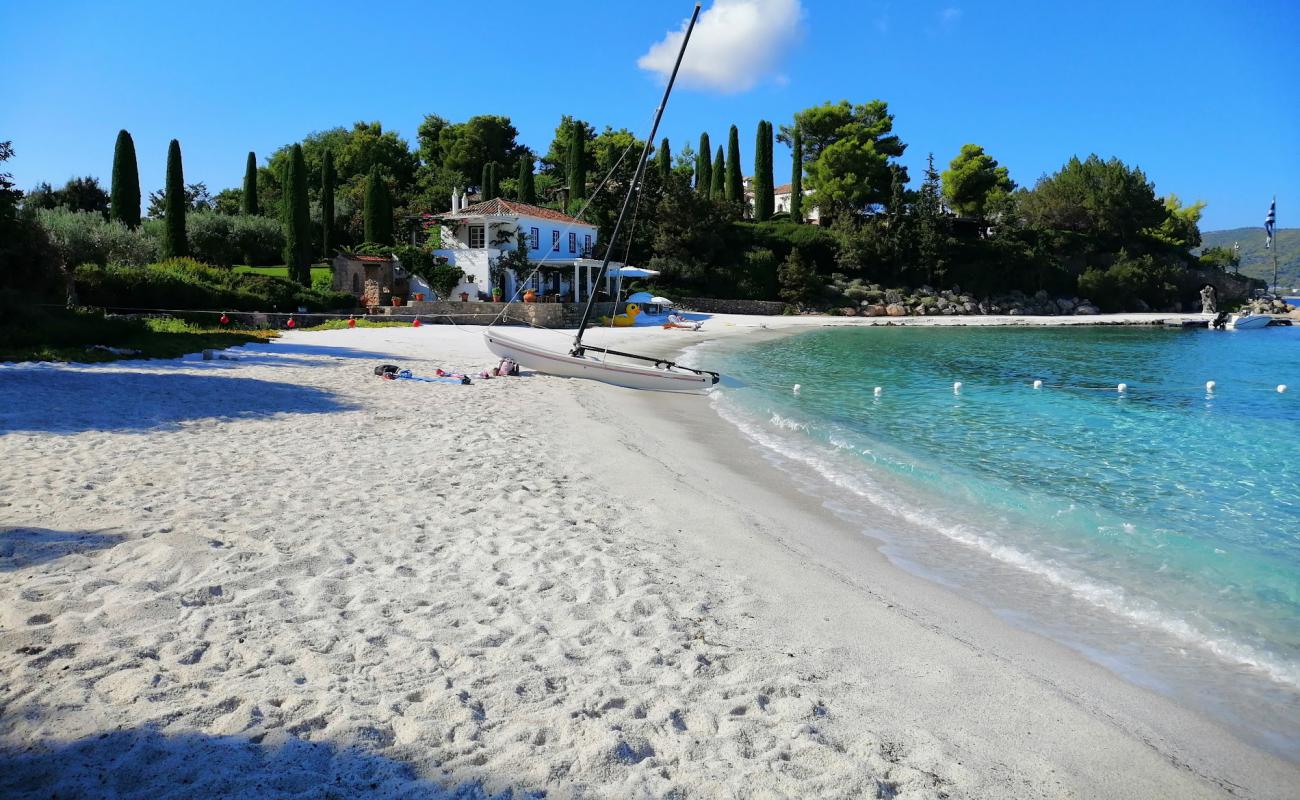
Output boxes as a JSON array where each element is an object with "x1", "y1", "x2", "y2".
[
  {"x1": 1117, "y1": 383, "x2": 1128, "y2": 394},
  {"x1": 1032, "y1": 380, "x2": 1043, "y2": 389},
  {"x1": 953, "y1": 381, "x2": 963, "y2": 393},
  {"x1": 1205, "y1": 380, "x2": 1216, "y2": 392},
  {"x1": 873, "y1": 386, "x2": 883, "y2": 397},
  {"x1": 1278, "y1": 384, "x2": 1288, "y2": 394},
  {"x1": 792, "y1": 384, "x2": 801, "y2": 395}
]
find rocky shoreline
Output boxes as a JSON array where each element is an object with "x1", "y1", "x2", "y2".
[{"x1": 832, "y1": 284, "x2": 1102, "y2": 318}]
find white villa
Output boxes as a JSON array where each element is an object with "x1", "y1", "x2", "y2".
[
  {"x1": 432, "y1": 194, "x2": 618, "y2": 302},
  {"x1": 742, "y1": 178, "x2": 820, "y2": 224}
]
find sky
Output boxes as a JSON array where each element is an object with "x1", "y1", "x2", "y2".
[{"x1": 2, "y1": 0, "x2": 1297, "y2": 232}]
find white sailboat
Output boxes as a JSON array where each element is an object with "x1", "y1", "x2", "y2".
[{"x1": 482, "y1": 3, "x2": 719, "y2": 393}]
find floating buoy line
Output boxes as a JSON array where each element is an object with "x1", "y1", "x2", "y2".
[{"x1": 774, "y1": 379, "x2": 1295, "y2": 398}]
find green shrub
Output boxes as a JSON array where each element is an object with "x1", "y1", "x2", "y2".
[
  {"x1": 74, "y1": 259, "x2": 355, "y2": 312},
  {"x1": 735, "y1": 220, "x2": 838, "y2": 274},
  {"x1": 230, "y1": 214, "x2": 284, "y2": 265},
  {"x1": 186, "y1": 211, "x2": 238, "y2": 267},
  {"x1": 35, "y1": 207, "x2": 158, "y2": 267},
  {"x1": 311, "y1": 269, "x2": 333, "y2": 292}
]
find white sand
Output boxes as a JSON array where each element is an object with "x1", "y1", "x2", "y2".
[{"x1": 1, "y1": 314, "x2": 1296, "y2": 798}]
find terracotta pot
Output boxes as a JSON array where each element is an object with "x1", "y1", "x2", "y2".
[
  {"x1": 523, "y1": 290, "x2": 537, "y2": 303},
  {"x1": 413, "y1": 293, "x2": 425, "y2": 302}
]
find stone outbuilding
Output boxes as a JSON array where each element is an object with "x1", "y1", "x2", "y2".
[{"x1": 333, "y1": 253, "x2": 399, "y2": 307}]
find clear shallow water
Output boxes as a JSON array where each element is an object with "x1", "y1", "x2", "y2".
[{"x1": 688, "y1": 325, "x2": 1300, "y2": 758}]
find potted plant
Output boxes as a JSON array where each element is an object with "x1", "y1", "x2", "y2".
[
  {"x1": 523, "y1": 288, "x2": 537, "y2": 303},
  {"x1": 413, "y1": 292, "x2": 425, "y2": 302},
  {"x1": 492, "y1": 287, "x2": 503, "y2": 302}
]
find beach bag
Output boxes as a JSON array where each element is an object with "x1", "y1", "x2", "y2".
[
  {"x1": 374, "y1": 364, "x2": 400, "y2": 378},
  {"x1": 497, "y1": 358, "x2": 519, "y2": 377}
]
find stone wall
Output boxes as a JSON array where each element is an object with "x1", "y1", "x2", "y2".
[
  {"x1": 678, "y1": 297, "x2": 788, "y2": 315},
  {"x1": 384, "y1": 301, "x2": 565, "y2": 327}
]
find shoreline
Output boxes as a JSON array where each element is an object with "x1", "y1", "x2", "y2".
[{"x1": 2, "y1": 319, "x2": 1296, "y2": 797}]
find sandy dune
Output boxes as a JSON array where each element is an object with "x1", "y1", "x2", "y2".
[{"x1": 1, "y1": 320, "x2": 1295, "y2": 798}]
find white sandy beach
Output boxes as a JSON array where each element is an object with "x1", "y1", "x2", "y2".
[{"x1": 2, "y1": 313, "x2": 1297, "y2": 798}]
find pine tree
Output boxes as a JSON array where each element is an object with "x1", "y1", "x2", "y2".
[
  {"x1": 241, "y1": 151, "x2": 259, "y2": 215},
  {"x1": 725, "y1": 125, "x2": 742, "y2": 204},
  {"x1": 567, "y1": 127, "x2": 586, "y2": 209},
  {"x1": 697, "y1": 132, "x2": 712, "y2": 196},
  {"x1": 790, "y1": 125, "x2": 804, "y2": 223},
  {"x1": 517, "y1": 156, "x2": 536, "y2": 204},
  {"x1": 753, "y1": 121, "x2": 774, "y2": 221},
  {"x1": 915, "y1": 153, "x2": 947, "y2": 285},
  {"x1": 281, "y1": 144, "x2": 311, "y2": 285},
  {"x1": 320, "y1": 149, "x2": 335, "y2": 259},
  {"x1": 161, "y1": 139, "x2": 188, "y2": 257},
  {"x1": 364, "y1": 165, "x2": 392, "y2": 245},
  {"x1": 657, "y1": 138, "x2": 672, "y2": 184},
  {"x1": 710, "y1": 146, "x2": 725, "y2": 198},
  {"x1": 110, "y1": 130, "x2": 140, "y2": 228}
]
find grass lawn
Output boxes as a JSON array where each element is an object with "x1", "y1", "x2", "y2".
[
  {"x1": 234, "y1": 265, "x2": 332, "y2": 282},
  {"x1": 0, "y1": 309, "x2": 277, "y2": 364}
]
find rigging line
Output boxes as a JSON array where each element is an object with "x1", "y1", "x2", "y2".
[
  {"x1": 572, "y1": 2, "x2": 702, "y2": 350},
  {"x1": 486, "y1": 136, "x2": 643, "y2": 328}
]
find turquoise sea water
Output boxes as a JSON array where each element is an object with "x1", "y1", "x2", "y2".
[{"x1": 688, "y1": 325, "x2": 1300, "y2": 757}]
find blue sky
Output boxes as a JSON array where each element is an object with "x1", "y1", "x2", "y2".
[{"x1": 2, "y1": 0, "x2": 1296, "y2": 231}]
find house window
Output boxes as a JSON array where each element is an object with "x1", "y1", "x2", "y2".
[
  {"x1": 583, "y1": 234, "x2": 592, "y2": 256},
  {"x1": 530, "y1": 227, "x2": 540, "y2": 249},
  {"x1": 468, "y1": 225, "x2": 485, "y2": 248},
  {"x1": 551, "y1": 230, "x2": 560, "y2": 252},
  {"x1": 351, "y1": 274, "x2": 361, "y2": 295},
  {"x1": 568, "y1": 232, "x2": 576, "y2": 253}
]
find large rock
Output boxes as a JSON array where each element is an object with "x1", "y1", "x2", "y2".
[
  {"x1": 1056, "y1": 298, "x2": 1075, "y2": 313},
  {"x1": 886, "y1": 303, "x2": 908, "y2": 317},
  {"x1": 838, "y1": 307, "x2": 858, "y2": 317},
  {"x1": 1008, "y1": 307, "x2": 1024, "y2": 316},
  {"x1": 864, "y1": 304, "x2": 888, "y2": 317},
  {"x1": 1075, "y1": 303, "x2": 1100, "y2": 315}
]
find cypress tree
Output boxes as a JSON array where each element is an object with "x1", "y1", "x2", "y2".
[
  {"x1": 657, "y1": 138, "x2": 671, "y2": 184},
  {"x1": 754, "y1": 121, "x2": 774, "y2": 221},
  {"x1": 725, "y1": 125, "x2": 742, "y2": 204},
  {"x1": 697, "y1": 132, "x2": 712, "y2": 195},
  {"x1": 281, "y1": 144, "x2": 311, "y2": 285},
  {"x1": 241, "y1": 151, "x2": 259, "y2": 215},
  {"x1": 790, "y1": 125, "x2": 804, "y2": 223},
  {"x1": 710, "y1": 146, "x2": 725, "y2": 198},
  {"x1": 567, "y1": 126, "x2": 586, "y2": 208},
  {"x1": 110, "y1": 129, "x2": 140, "y2": 228},
  {"x1": 321, "y1": 149, "x2": 335, "y2": 259},
  {"x1": 363, "y1": 166, "x2": 392, "y2": 244},
  {"x1": 518, "y1": 156, "x2": 536, "y2": 204},
  {"x1": 481, "y1": 162, "x2": 492, "y2": 199},
  {"x1": 161, "y1": 139, "x2": 187, "y2": 257}
]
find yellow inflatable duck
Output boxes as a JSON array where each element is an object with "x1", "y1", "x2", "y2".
[{"x1": 600, "y1": 303, "x2": 642, "y2": 328}]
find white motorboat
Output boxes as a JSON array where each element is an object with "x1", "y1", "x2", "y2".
[
  {"x1": 1227, "y1": 314, "x2": 1274, "y2": 330},
  {"x1": 484, "y1": 329, "x2": 717, "y2": 392}
]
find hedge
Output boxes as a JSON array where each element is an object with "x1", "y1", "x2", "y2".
[{"x1": 74, "y1": 257, "x2": 355, "y2": 312}]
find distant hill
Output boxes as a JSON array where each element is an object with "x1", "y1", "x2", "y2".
[{"x1": 1198, "y1": 227, "x2": 1299, "y2": 292}]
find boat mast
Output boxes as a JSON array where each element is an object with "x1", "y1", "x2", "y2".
[
  {"x1": 1272, "y1": 197, "x2": 1280, "y2": 293},
  {"x1": 572, "y1": 3, "x2": 702, "y2": 353}
]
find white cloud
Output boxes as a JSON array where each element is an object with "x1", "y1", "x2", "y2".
[
  {"x1": 637, "y1": 0, "x2": 805, "y2": 93},
  {"x1": 939, "y1": 7, "x2": 962, "y2": 26}
]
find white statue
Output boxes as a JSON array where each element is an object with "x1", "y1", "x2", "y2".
[{"x1": 1200, "y1": 285, "x2": 1217, "y2": 314}]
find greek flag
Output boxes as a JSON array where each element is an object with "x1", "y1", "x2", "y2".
[{"x1": 1265, "y1": 197, "x2": 1276, "y2": 248}]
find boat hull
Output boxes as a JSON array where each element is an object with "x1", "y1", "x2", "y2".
[
  {"x1": 1228, "y1": 314, "x2": 1274, "y2": 330},
  {"x1": 483, "y1": 330, "x2": 715, "y2": 392}
]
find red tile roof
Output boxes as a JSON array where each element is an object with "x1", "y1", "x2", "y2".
[
  {"x1": 773, "y1": 183, "x2": 793, "y2": 194},
  {"x1": 349, "y1": 254, "x2": 393, "y2": 263},
  {"x1": 436, "y1": 198, "x2": 594, "y2": 227}
]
